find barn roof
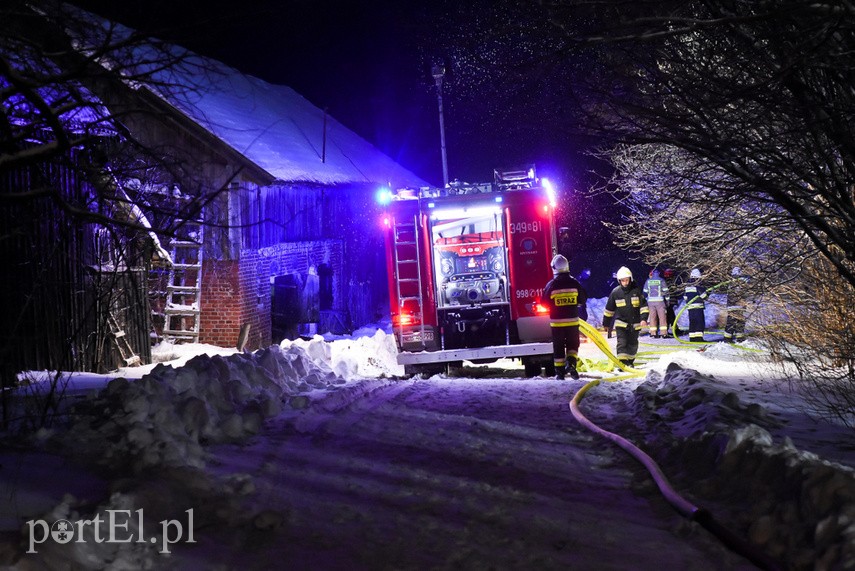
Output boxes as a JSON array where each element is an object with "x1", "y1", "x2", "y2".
[
  {"x1": 153, "y1": 55, "x2": 429, "y2": 188},
  {"x1": 67, "y1": 5, "x2": 430, "y2": 188}
]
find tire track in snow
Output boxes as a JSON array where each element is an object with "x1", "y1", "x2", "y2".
[{"x1": 204, "y1": 377, "x2": 756, "y2": 570}]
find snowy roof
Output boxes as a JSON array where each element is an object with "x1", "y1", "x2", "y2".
[
  {"x1": 60, "y1": 4, "x2": 429, "y2": 188},
  {"x1": 139, "y1": 52, "x2": 429, "y2": 188}
]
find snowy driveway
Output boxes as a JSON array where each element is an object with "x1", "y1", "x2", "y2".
[{"x1": 198, "y1": 375, "x2": 755, "y2": 570}]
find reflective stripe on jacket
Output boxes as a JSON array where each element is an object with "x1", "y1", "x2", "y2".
[
  {"x1": 544, "y1": 273, "x2": 588, "y2": 327},
  {"x1": 683, "y1": 282, "x2": 707, "y2": 310}
]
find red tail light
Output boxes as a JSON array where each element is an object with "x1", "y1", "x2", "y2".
[
  {"x1": 534, "y1": 301, "x2": 549, "y2": 315},
  {"x1": 393, "y1": 312, "x2": 421, "y2": 327},
  {"x1": 394, "y1": 298, "x2": 422, "y2": 327}
]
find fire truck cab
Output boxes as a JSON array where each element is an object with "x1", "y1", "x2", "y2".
[{"x1": 381, "y1": 166, "x2": 559, "y2": 376}]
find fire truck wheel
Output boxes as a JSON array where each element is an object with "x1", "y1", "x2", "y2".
[
  {"x1": 404, "y1": 363, "x2": 447, "y2": 378},
  {"x1": 523, "y1": 358, "x2": 541, "y2": 378}
]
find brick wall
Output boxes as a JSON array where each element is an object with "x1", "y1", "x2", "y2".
[{"x1": 200, "y1": 240, "x2": 343, "y2": 349}]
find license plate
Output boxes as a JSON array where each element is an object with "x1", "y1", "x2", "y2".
[{"x1": 406, "y1": 330, "x2": 434, "y2": 342}]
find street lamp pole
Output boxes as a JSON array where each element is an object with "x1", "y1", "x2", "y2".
[{"x1": 432, "y1": 64, "x2": 449, "y2": 187}]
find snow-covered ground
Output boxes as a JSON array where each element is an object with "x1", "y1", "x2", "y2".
[{"x1": 1, "y1": 299, "x2": 854, "y2": 570}]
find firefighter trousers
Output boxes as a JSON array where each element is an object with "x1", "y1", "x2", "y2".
[
  {"x1": 551, "y1": 325, "x2": 580, "y2": 370},
  {"x1": 615, "y1": 325, "x2": 639, "y2": 364},
  {"x1": 688, "y1": 308, "x2": 705, "y2": 341},
  {"x1": 648, "y1": 301, "x2": 667, "y2": 336}
]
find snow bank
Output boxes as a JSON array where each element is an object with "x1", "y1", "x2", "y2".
[
  {"x1": 13, "y1": 337, "x2": 389, "y2": 570},
  {"x1": 634, "y1": 364, "x2": 855, "y2": 569},
  {"x1": 53, "y1": 344, "x2": 342, "y2": 474}
]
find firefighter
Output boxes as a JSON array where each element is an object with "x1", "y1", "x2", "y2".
[
  {"x1": 663, "y1": 268, "x2": 682, "y2": 336},
  {"x1": 643, "y1": 268, "x2": 669, "y2": 338},
  {"x1": 724, "y1": 266, "x2": 748, "y2": 343},
  {"x1": 683, "y1": 268, "x2": 708, "y2": 341},
  {"x1": 602, "y1": 266, "x2": 648, "y2": 368},
  {"x1": 544, "y1": 254, "x2": 587, "y2": 380}
]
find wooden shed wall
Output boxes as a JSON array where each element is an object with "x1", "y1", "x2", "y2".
[{"x1": 0, "y1": 158, "x2": 152, "y2": 381}]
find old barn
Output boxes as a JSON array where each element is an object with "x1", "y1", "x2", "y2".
[{"x1": 1, "y1": 11, "x2": 427, "y2": 387}]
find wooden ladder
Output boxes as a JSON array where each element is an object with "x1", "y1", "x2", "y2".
[
  {"x1": 107, "y1": 312, "x2": 141, "y2": 367},
  {"x1": 163, "y1": 221, "x2": 204, "y2": 343}
]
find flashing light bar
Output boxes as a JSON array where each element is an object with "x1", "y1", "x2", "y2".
[{"x1": 376, "y1": 187, "x2": 393, "y2": 205}]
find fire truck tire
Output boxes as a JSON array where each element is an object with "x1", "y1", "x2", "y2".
[
  {"x1": 523, "y1": 358, "x2": 556, "y2": 377},
  {"x1": 404, "y1": 363, "x2": 447, "y2": 377},
  {"x1": 446, "y1": 361, "x2": 465, "y2": 377}
]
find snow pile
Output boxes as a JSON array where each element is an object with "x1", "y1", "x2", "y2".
[
  {"x1": 717, "y1": 427, "x2": 855, "y2": 568},
  {"x1": 53, "y1": 344, "x2": 343, "y2": 474},
  {"x1": 283, "y1": 329, "x2": 404, "y2": 379},
  {"x1": 634, "y1": 364, "x2": 855, "y2": 569}
]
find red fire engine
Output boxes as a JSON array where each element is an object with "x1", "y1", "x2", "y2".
[{"x1": 381, "y1": 166, "x2": 559, "y2": 376}]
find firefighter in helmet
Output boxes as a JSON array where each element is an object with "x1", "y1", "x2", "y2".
[
  {"x1": 663, "y1": 268, "x2": 682, "y2": 335},
  {"x1": 683, "y1": 268, "x2": 708, "y2": 341},
  {"x1": 602, "y1": 266, "x2": 648, "y2": 368},
  {"x1": 543, "y1": 254, "x2": 587, "y2": 380}
]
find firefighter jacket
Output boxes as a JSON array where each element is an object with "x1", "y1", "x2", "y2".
[
  {"x1": 543, "y1": 273, "x2": 588, "y2": 327},
  {"x1": 602, "y1": 282, "x2": 648, "y2": 330},
  {"x1": 643, "y1": 276, "x2": 669, "y2": 303},
  {"x1": 683, "y1": 280, "x2": 707, "y2": 310}
]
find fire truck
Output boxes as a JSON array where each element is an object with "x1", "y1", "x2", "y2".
[{"x1": 380, "y1": 166, "x2": 559, "y2": 376}]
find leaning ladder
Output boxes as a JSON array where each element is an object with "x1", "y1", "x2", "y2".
[
  {"x1": 393, "y1": 214, "x2": 426, "y2": 348},
  {"x1": 107, "y1": 311, "x2": 141, "y2": 367},
  {"x1": 163, "y1": 221, "x2": 204, "y2": 343}
]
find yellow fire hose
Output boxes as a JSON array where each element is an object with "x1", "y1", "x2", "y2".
[
  {"x1": 571, "y1": 318, "x2": 781, "y2": 569},
  {"x1": 671, "y1": 280, "x2": 764, "y2": 353}
]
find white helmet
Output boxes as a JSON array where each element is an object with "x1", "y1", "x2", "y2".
[
  {"x1": 690, "y1": 268, "x2": 701, "y2": 279},
  {"x1": 616, "y1": 266, "x2": 632, "y2": 281},
  {"x1": 732, "y1": 266, "x2": 741, "y2": 276},
  {"x1": 551, "y1": 254, "x2": 569, "y2": 273}
]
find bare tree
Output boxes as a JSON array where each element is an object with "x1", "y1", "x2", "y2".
[
  {"x1": 0, "y1": 0, "x2": 233, "y2": 429},
  {"x1": 433, "y1": 0, "x2": 854, "y2": 285},
  {"x1": 547, "y1": 0, "x2": 855, "y2": 287}
]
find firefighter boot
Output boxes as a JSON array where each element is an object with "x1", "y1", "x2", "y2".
[
  {"x1": 567, "y1": 357, "x2": 579, "y2": 380},
  {"x1": 555, "y1": 365, "x2": 565, "y2": 380}
]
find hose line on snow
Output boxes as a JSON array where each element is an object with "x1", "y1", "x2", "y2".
[
  {"x1": 571, "y1": 323, "x2": 782, "y2": 570},
  {"x1": 671, "y1": 280, "x2": 764, "y2": 353},
  {"x1": 670, "y1": 279, "x2": 732, "y2": 346}
]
